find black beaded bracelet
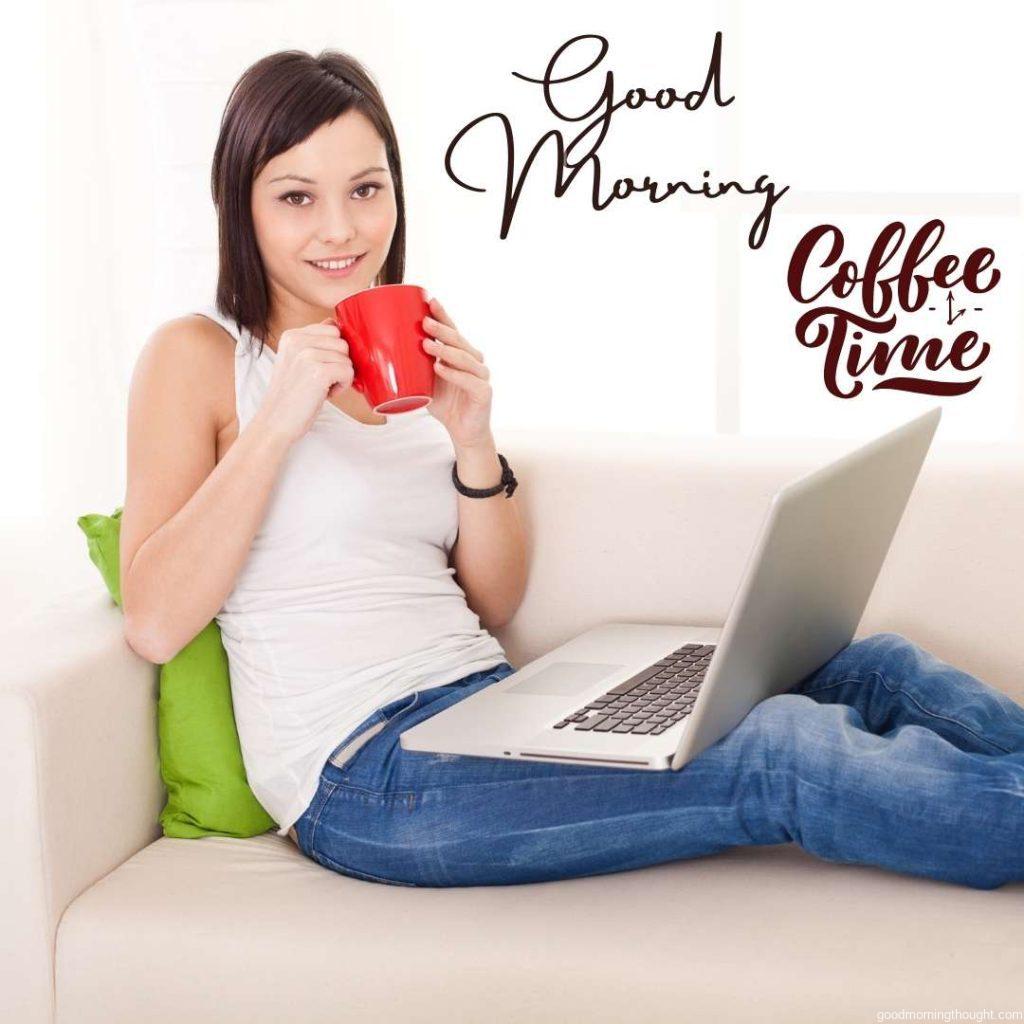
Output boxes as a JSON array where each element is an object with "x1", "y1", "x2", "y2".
[{"x1": 451, "y1": 452, "x2": 518, "y2": 498}]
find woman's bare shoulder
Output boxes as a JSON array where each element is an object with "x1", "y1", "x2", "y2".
[{"x1": 138, "y1": 313, "x2": 238, "y2": 433}]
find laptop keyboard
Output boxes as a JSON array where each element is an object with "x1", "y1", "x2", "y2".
[{"x1": 552, "y1": 643, "x2": 716, "y2": 736}]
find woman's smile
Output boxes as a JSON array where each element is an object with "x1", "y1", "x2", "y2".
[{"x1": 305, "y1": 252, "x2": 367, "y2": 278}]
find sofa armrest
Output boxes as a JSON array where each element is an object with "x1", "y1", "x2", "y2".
[{"x1": 0, "y1": 585, "x2": 162, "y2": 1024}]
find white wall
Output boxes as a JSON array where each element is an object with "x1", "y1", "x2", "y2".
[{"x1": 8, "y1": 0, "x2": 1023, "y2": 594}]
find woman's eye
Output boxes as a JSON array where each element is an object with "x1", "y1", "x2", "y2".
[
  {"x1": 353, "y1": 182, "x2": 382, "y2": 199},
  {"x1": 281, "y1": 192, "x2": 311, "y2": 207}
]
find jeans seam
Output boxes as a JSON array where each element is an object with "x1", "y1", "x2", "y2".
[
  {"x1": 877, "y1": 670, "x2": 1013, "y2": 755},
  {"x1": 307, "y1": 780, "x2": 338, "y2": 852},
  {"x1": 333, "y1": 780, "x2": 418, "y2": 809},
  {"x1": 798, "y1": 675, "x2": 869, "y2": 697},
  {"x1": 312, "y1": 846, "x2": 418, "y2": 887},
  {"x1": 803, "y1": 670, "x2": 1012, "y2": 755}
]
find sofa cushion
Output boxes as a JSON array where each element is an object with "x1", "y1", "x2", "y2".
[{"x1": 55, "y1": 833, "x2": 1024, "y2": 1023}]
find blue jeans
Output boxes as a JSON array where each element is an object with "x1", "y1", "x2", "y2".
[{"x1": 292, "y1": 633, "x2": 1024, "y2": 890}]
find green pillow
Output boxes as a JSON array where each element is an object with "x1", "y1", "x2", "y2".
[{"x1": 77, "y1": 507, "x2": 277, "y2": 838}]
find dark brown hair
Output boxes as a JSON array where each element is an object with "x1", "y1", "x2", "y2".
[{"x1": 211, "y1": 49, "x2": 406, "y2": 356}]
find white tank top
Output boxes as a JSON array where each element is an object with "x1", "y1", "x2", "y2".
[{"x1": 195, "y1": 303, "x2": 508, "y2": 836}]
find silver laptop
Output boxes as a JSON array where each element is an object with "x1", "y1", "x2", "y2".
[{"x1": 401, "y1": 406, "x2": 942, "y2": 771}]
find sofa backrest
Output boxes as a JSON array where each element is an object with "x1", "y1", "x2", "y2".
[{"x1": 492, "y1": 429, "x2": 1024, "y2": 703}]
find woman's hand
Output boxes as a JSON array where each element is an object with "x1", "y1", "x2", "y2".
[
  {"x1": 255, "y1": 319, "x2": 354, "y2": 446},
  {"x1": 421, "y1": 296, "x2": 494, "y2": 449}
]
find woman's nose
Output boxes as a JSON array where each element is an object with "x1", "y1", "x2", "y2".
[{"x1": 317, "y1": 199, "x2": 357, "y2": 245}]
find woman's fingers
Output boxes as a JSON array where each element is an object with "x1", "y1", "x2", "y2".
[
  {"x1": 424, "y1": 308, "x2": 485, "y2": 363},
  {"x1": 426, "y1": 335, "x2": 490, "y2": 379},
  {"x1": 434, "y1": 359, "x2": 492, "y2": 399}
]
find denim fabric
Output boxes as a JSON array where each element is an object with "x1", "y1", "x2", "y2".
[{"x1": 291, "y1": 634, "x2": 1024, "y2": 890}]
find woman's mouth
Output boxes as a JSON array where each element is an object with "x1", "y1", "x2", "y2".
[{"x1": 305, "y1": 253, "x2": 366, "y2": 278}]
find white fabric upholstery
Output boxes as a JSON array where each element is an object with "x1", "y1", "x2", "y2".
[
  {"x1": 54, "y1": 833, "x2": 1024, "y2": 1023},
  {"x1": 1, "y1": 589, "x2": 163, "y2": 1024},
  {"x1": 3, "y1": 429, "x2": 1022, "y2": 1023}
]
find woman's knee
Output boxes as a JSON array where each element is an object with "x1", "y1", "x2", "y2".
[
  {"x1": 850, "y1": 630, "x2": 915, "y2": 658},
  {"x1": 848, "y1": 631, "x2": 942, "y2": 686},
  {"x1": 732, "y1": 692, "x2": 822, "y2": 761},
  {"x1": 745, "y1": 691, "x2": 815, "y2": 724},
  {"x1": 847, "y1": 626, "x2": 905, "y2": 651},
  {"x1": 737, "y1": 691, "x2": 886, "y2": 777}
]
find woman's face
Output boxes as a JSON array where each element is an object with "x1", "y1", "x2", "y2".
[{"x1": 251, "y1": 109, "x2": 397, "y2": 328}]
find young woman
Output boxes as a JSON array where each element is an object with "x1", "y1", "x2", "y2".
[{"x1": 120, "y1": 49, "x2": 1024, "y2": 892}]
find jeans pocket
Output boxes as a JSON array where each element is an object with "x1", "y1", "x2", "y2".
[
  {"x1": 326, "y1": 693, "x2": 422, "y2": 772},
  {"x1": 327, "y1": 714, "x2": 386, "y2": 769}
]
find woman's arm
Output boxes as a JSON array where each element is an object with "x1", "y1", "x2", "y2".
[
  {"x1": 448, "y1": 436, "x2": 528, "y2": 632},
  {"x1": 120, "y1": 318, "x2": 294, "y2": 663},
  {"x1": 418, "y1": 295, "x2": 528, "y2": 630}
]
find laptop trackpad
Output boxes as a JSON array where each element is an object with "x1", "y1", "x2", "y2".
[{"x1": 503, "y1": 662, "x2": 625, "y2": 697}]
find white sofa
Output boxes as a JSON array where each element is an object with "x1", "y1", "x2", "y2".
[{"x1": 3, "y1": 428, "x2": 1023, "y2": 1024}]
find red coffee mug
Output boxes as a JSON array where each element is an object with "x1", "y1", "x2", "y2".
[{"x1": 333, "y1": 284, "x2": 435, "y2": 414}]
